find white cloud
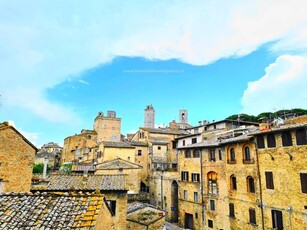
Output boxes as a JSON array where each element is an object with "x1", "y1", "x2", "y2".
[
  {"x1": 241, "y1": 55, "x2": 307, "y2": 115},
  {"x1": 1, "y1": 0, "x2": 307, "y2": 122},
  {"x1": 17, "y1": 127, "x2": 40, "y2": 147},
  {"x1": 78, "y1": 80, "x2": 89, "y2": 85}
]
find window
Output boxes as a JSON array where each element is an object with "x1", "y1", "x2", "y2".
[
  {"x1": 208, "y1": 219, "x2": 213, "y2": 228},
  {"x1": 249, "y1": 208, "x2": 256, "y2": 224},
  {"x1": 218, "y1": 149, "x2": 222, "y2": 160},
  {"x1": 271, "y1": 210, "x2": 283, "y2": 230},
  {"x1": 157, "y1": 146, "x2": 161, "y2": 150},
  {"x1": 107, "y1": 200, "x2": 116, "y2": 215},
  {"x1": 195, "y1": 213, "x2": 198, "y2": 219},
  {"x1": 193, "y1": 150, "x2": 200, "y2": 158},
  {"x1": 257, "y1": 136, "x2": 265, "y2": 149},
  {"x1": 192, "y1": 173, "x2": 200, "y2": 182},
  {"x1": 181, "y1": 171, "x2": 189, "y2": 181},
  {"x1": 247, "y1": 176, "x2": 255, "y2": 193},
  {"x1": 137, "y1": 150, "x2": 142, "y2": 156},
  {"x1": 230, "y1": 148, "x2": 236, "y2": 162},
  {"x1": 282, "y1": 131, "x2": 293, "y2": 146},
  {"x1": 229, "y1": 203, "x2": 235, "y2": 218},
  {"x1": 183, "y1": 140, "x2": 186, "y2": 146},
  {"x1": 230, "y1": 175, "x2": 237, "y2": 190},
  {"x1": 209, "y1": 150, "x2": 216, "y2": 162},
  {"x1": 127, "y1": 157, "x2": 130, "y2": 161},
  {"x1": 296, "y1": 129, "x2": 307, "y2": 145},
  {"x1": 265, "y1": 171, "x2": 274, "y2": 189},
  {"x1": 267, "y1": 134, "x2": 276, "y2": 148},
  {"x1": 185, "y1": 150, "x2": 191, "y2": 158},
  {"x1": 209, "y1": 200, "x2": 215, "y2": 210},
  {"x1": 139, "y1": 132, "x2": 145, "y2": 139},
  {"x1": 244, "y1": 147, "x2": 251, "y2": 161},
  {"x1": 192, "y1": 138, "x2": 197, "y2": 144},
  {"x1": 208, "y1": 172, "x2": 218, "y2": 194},
  {"x1": 184, "y1": 190, "x2": 188, "y2": 200},
  {"x1": 300, "y1": 173, "x2": 307, "y2": 193},
  {"x1": 194, "y1": 192, "x2": 198, "y2": 202}
]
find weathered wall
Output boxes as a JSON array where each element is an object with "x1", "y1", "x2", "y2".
[
  {"x1": 94, "y1": 116, "x2": 121, "y2": 142},
  {"x1": 99, "y1": 146, "x2": 135, "y2": 163},
  {"x1": 257, "y1": 130, "x2": 307, "y2": 230},
  {"x1": 103, "y1": 192, "x2": 127, "y2": 230},
  {"x1": 96, "y1": 168, "x2": 141, "y2": 194},
  {"x1": 0, "y1": 127, "x2": 35, "y2": 192}
]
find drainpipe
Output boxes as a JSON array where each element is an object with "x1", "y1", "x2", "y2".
[
  {"x1": 200, "y1": 149, "x2": 205, "y2": 229},
  {"x1": 161, "y1": 172, "x2": 164, "y2": 210},
  {"x1": 254, "y1": 140, "x2": 265, "y2": 230}
]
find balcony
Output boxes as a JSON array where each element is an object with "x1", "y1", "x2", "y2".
[
  {"x1": 227, "y1": 159, "x2": 237, "y2": 164},
  {"x1": 243, "y1": 158, "x2": 255, "y2": 164}
]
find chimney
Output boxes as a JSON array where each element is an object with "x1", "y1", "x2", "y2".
[{"x1": 43, "y1": 157, "x2": 48, "y2": 179}]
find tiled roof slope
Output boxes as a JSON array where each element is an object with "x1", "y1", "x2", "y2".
[
  {"x1": 0, "y1": 192, "x2": 106, "y2": 229},
  {"x1": 96, "y1": 158, "x2": 142, "y2": 170},
  {"x1": 143, "y1": 128, "x2": 189, "y2": 135},
  {"x1": 31, "y1": 174, "x2": 126, "y2": 191},
  {"x1": 101, "y1": 141, "x2": 134, "y2": 148}
]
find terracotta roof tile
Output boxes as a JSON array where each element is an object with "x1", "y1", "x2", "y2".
[
  {"x1": 0, "y1": 192, "x2": 106, "y2": 229},
  {"x1": 31, "y1": 174, "x2": 126, "y2": 191}
]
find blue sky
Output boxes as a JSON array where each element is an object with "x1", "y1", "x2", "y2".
[{"x1": 1, "y1": 1, "x2": 307, "y2": 147}]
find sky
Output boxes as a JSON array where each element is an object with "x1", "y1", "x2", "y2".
[{"x1": 1, "y1": 0, "x2": 307, "y2": 147}]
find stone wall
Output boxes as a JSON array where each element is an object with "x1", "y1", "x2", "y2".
[{"x1": 0, "y1": 126, "x2": 35, "y2": 192}]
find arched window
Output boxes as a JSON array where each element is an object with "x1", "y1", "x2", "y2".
[
  {"x1": 193, "y1": 150, "x2": 200, "y2": 158},
  {"x1": 296, "y1": 129, "x2": 307, "y2": 145},
  {"x1": 185, "y1": 150, "x2": 191, "y2": 158},
  {"x1": 229, "y1": 148, "x2": 236, "y2": 162},
  {"x1": 247, "y1": 176, "x2": 255, "y2": 193},
  {"x1": 208, "y1": 172, "x2": 218, "y2": 194},
  {"x1": 244, "y1": 147, "x2": 251, "y2": 161},
  {"x1": 230, "y1": 175, "x2": 237, "y2": 190},
  {"x1": 282, "y1": 131, "x2": 292, "y2": 146},
  {"x1": 267, "y1": 134, "x2": 276, "y2": 148}
]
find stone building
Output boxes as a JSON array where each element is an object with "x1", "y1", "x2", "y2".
[
  {"x1": 127, "y1": 202, "x2": 165, "y2": 230},
  {"x1": 94, "y1": 111, "x2": 121, "y2": 142},
  {"x1": 175, "y1": 120, "x2": 260, "y2": 229},
  {"x1": 35, "y1": 142, "x2": 62, "y2": 169},
  {"x1": 0, "y1": 191, "x2": 116, "y2": 229},
  {"x1": 95, "y1": 158, "x2": 142, "y2": 194},
  {"x1": 61, "y1": 129, "x2": 98, "y2": 163},
  {"x1": 252, "y1": 121, "x2": 307, "y2": 230},
  {"x1": 31, "y1": 174, "x2": 128, "y2": 229},
  {"x1": 0, "y1": 122, "x2": 37, "y2": 192},
  {"x1": 144, "y1": 104, "x2": 155, "y2": 129}
]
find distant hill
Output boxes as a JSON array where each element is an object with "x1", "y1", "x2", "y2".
[{"x1": 226, "y1": 108, "x2": 307, "y2": 123}]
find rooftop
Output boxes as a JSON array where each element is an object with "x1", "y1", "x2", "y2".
[
  {"x1": 0, "y1": 191, "x2": 107, "y2": 229},
  {"x1": 31, "y1": 174, "x2": 126, "y2": 191},
  {"x1": 101, "y1": 141, "x2": 134, "y2": 148}
]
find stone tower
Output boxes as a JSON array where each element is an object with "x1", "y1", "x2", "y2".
[
  {"x1": 144, "y1": 105, "x2": 155, "y2": 128},
  {"x1": 179, "y1": 109, "x2": 188, "y2": 124},
  {"x1": 94, "y1": 111, "x2": 121, "y2": 142}
]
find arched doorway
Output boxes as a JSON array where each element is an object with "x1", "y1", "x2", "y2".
[{"x1": 171, "y1": 180, "x2": 179, "y2": 222}]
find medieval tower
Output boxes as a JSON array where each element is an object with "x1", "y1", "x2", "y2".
[
  {"x1": 94, "y1": 111, "x2": 121, "y2": 142},
  {"x1": 144, "y1": 105, "x2": 155, "y2": 128},
  {"x1": 179, "y1": 109, "x2": 188, "y2": 124}
]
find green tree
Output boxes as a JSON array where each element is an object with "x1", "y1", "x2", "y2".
[{"x1": 33, "y1": 163, "x2": 51, "y2": 174}]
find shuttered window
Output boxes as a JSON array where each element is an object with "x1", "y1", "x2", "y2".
[
  {"x1": 265, "y1": 171, "x2": 274, "y2": 189},
  {"x1": 249, "y1": 208, "x2": 256, "y2": 224},
  {"x1": 300, "y1": 173, "x2": 307, "y2": 193}
]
